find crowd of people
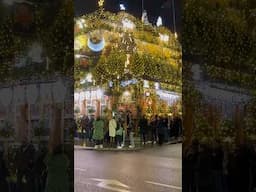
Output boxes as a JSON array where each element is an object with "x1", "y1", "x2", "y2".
[
  {"x1": 0, "y1": 140, "x2": 71, "y2": 192},
  {"x1": 76, "y1": 111, "x2": 183, "y2": 149},
  {"x1": 183, "y1": 139, "x2": 256, "y2": 192}
]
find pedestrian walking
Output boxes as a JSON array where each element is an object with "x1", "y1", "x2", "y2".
[
  {"x1": 44, "y1": 145, "x2": 69, "y2": 192},
  {"x1": 109, "y1": 116, "x2": 117, "y2": 147},
  {"x1": 93, "y1": 117, "x2": 104, "y2": 149}
]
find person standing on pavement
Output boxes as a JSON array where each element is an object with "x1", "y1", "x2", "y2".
[
  {"x1": 88, "y1": 116, "x2": 94, "y2": 142},
  {"x1": 157, "y1": 117, "x2": 165, "y2": 145},
  {"x1": 128, "y1": 118, "x2": 135, "y2": 148},
  {"x1": 173, "y1": 116, "x2": 182, "y2": 140},
  {"x1": 109, "y1": 116, "x2": 117, "y2": 147},
  {"x1": 122, "y1": 121, "x2": 126, "y2": 148},
  {"x1": 139, "y1": 115, "x2": 148, "y2": 145},
  {"x1": 150, "y1": 115, "x2": 158, "y2": 145},
  {"x1": 93, "y1": 117, "x2": 104, "y2": 149},
  {"x1": 116, "y1": 121, "x2": 123, "y2": 149},
  {"x1": 81, "y1": 115, "x2": 89, "y2": 141},
  {"x1": 163, "y1": 115, "x2": 169, "y2": 142}
]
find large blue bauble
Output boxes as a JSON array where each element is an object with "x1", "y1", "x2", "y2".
[{"x1": 87, "y1": 37, "x2": 105, "y2": 52}]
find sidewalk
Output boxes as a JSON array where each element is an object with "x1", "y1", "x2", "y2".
[{"x1": 74, "y1": 137, "x2": 182, "y2": 151}]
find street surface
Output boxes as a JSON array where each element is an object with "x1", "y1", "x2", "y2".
[{"x1": 75, "y1": 143, "x2": 181, "y2": 192}]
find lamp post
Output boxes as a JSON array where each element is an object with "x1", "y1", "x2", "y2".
[
  {"x1": 142, "y1": 0, "x2": 144, "y2": 12},
  {"x1": 171, "y1": 0, "x2": 177, "y2": 37}
]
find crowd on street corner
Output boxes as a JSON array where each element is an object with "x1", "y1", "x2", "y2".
[{"x1": 75, "y1": 110, "x2": 183, "y2": 149}]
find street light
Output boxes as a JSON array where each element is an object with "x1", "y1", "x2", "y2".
[
  {"x1": 120, "y1": 4, "x2": 126, "y2": 11},
  {"x1": 172, "y1": 0, "x2": 177, "y2": 34}
]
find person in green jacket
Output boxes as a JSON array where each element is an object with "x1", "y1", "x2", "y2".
[
  {"x1": 93, "y1": 117, "x2": 104, "y2": 149},
  {"x1": 44, "y1": 144, "x2": 69, "y2": 192}
]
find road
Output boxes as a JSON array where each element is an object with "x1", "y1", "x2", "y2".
[{"x1": 75, "y1": 143, "x2": 181, "y2": 192}]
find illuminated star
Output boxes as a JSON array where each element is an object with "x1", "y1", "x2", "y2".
[{"x1": 98, "y1": 0, "x2": 104, "y2": 7}]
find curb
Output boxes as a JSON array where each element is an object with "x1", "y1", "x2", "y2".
[
  {"x1": 74, "y1": 139, "x2": 182, "y2": 151},
  {"x1": 74, "y1": 145, "x2": 143, "y2": 151}
]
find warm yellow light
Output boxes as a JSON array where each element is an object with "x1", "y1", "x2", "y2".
[
  {"x1": 74, "y1": 35, "x2": 87, "y2": 50},
  {"x1": 123, "y1": 90, "x2": 130, "y2": 97},
  {"x1": 159, "y1": 33, "x2": 169, "y2": 42},
  {"x1": 174, "y1": 32, "x2": 178, "y2": 39},
  {"x1": 98, "y1": 0, "x2": 104, "y2": 7}
]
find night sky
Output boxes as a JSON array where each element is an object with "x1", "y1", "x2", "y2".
[{"x1": 74, "y1": 0, "x2": 181, "y2": 34}]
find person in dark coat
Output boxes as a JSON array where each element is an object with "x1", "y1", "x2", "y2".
[
  {"x1": 15, "y1": 140, "x2": 36, "y2": 192},
  {"x1": 150, "y1": 115, "x2": 158, "y2": 144},
  {"x1": 139, "y1": 115, "x2": 148, "y2": 145},
  {"x1": 88, "y1": 116, "x2": 94, "y2": 142},
  {"x1": 173, "y1": 116, "x2": 181, "y2": 139},
  {"x1": 0, "y1": 147, "x2": 9, "y2": 192},
  {"x1": 81, "y1": 115, "x2": 89, "y2": 141},
  {"x1": 157, "y1": 117, "x2": 165, "y2": 145},
  {"x1": 163, "y1": 116, "x2": 169, "y2": 142}
]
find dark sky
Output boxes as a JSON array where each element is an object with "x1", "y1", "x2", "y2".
[{"x1": 74, "y1": 0, "x2": 181, "y2": 34}]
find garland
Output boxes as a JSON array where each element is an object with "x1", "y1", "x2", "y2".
[{"x1": 75, "y1": 11, "x2": 182, "y2": 89}]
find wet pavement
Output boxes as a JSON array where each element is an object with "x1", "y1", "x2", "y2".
[{"x1": 75, "y1": 143, "x2": 181, "y2": 192}]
